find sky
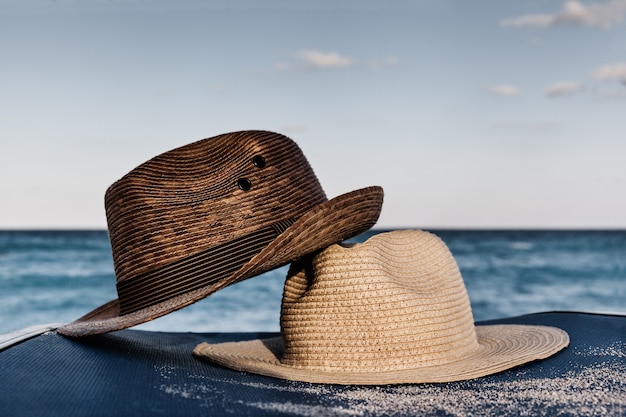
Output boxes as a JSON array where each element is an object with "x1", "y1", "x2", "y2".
[{"x1": 1, "y1": 0, "x2": 625, "y2": 229}]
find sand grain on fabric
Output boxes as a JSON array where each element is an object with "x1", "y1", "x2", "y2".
[
  {"x1": 233, "y1": 358, "x2": 626, "y2": 417},
  {"x1": 333, "y1": 364, "x2": 626, "y2": 416},
  {"x1": 157, "y1": 357, "x2": 625, "y2": 416}
]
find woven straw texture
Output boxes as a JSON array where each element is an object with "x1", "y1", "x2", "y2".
[
  {"x1": 194, "y1": 230, "x2": 569, "y2": 385},
  {"x1": 58, "y1": 131, "x2": 383, "y2": 337}
]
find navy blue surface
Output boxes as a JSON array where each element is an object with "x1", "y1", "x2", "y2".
[{"x1": 1, "y1": 312, "x2": 624, "y2": 416}]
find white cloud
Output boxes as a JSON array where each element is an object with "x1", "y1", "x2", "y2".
[
  {"x1": 298, "y1": 50, "x2": 354, "y2": 69},
  {"x1": 490, "y1": 84, "x2": 521, "y2": 96},
  {"x1": 501, "y1": 0, "x2": 626, "y2": 29},
  {"x1": 592, "y1": 63, "x2": 626, "y2": 80},
  {"x1": 545, "y1": 81, "x2": 582, "y2": 97},
  {"x1": 501, "y1": 14, "x2": 554, "y2": 28},
  {"x1": 276, "y1": 50, "x2": 355, "y2": 72}
]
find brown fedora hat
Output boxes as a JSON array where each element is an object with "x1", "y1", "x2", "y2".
[
  {"x1": 58, "y1": 131, "x2": 383, "y2": 337},
  {"x1": 194, "y1": 230, "x2": 569, "y2": 385}
]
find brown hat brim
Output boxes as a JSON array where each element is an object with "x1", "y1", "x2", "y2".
[
  {"x1": 193, "y1": 324, "x2": 569, "y2": 385},
  {"x1": 57, "y1": 186, "x2": 383, "y2": 337}
]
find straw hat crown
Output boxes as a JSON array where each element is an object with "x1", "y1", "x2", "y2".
[{"x1": 280, "y1": 230, "x2": 477, "y2": 372}]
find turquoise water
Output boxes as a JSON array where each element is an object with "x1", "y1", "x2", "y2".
[{"x1": 1, "y1": 230, "x2": 625, "y2": 334}]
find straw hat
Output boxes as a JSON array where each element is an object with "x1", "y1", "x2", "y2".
[
  {"x1": 194, "y1": 230, "x2": 569, "y2": 385},
  {"x1": 58, "y1": 130, "x2": 383, "y2": 337}
]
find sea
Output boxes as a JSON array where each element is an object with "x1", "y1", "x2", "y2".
[{"x1": 1, "y1": 229, "x2": 625, "y2": 335}]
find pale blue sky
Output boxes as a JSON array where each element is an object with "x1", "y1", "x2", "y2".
[{"x1": 2, "y1": 0, "x2": 625, "y2": 229}]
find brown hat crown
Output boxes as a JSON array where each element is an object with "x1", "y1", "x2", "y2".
[
  {"x1": 58, "y1": 130, "x2": 383, "y2": 336},
  {"x1": 107, "y1": 130, "x2": 326, "y2": 299}
]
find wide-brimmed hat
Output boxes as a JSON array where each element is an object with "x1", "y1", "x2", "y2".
[
  {"x1": 58, "y1": 130, "x2": 383, "y2": 337},
  {"x1": 194, "y1": 230, "x2": 569, "y2": 385}
]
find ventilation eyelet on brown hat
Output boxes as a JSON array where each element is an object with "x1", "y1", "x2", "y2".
[
  {"x1": 252, "y1": 155, "x2": 266, "y2": 168},
  {"x1": 237, "y1": 178, "x2": 252, "y2": 191}
]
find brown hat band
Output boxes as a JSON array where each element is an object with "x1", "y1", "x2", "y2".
[{"x1": 117, "y1": 218, "x2": 296, "y2": 315}]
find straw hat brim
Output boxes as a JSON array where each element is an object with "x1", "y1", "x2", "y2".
[
  {"x1": 193, "y1": 324, "x2": 569, "y2": 385},
  {"x1": 57, "y1": 186, "x2": 383, "y2": 337}
]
